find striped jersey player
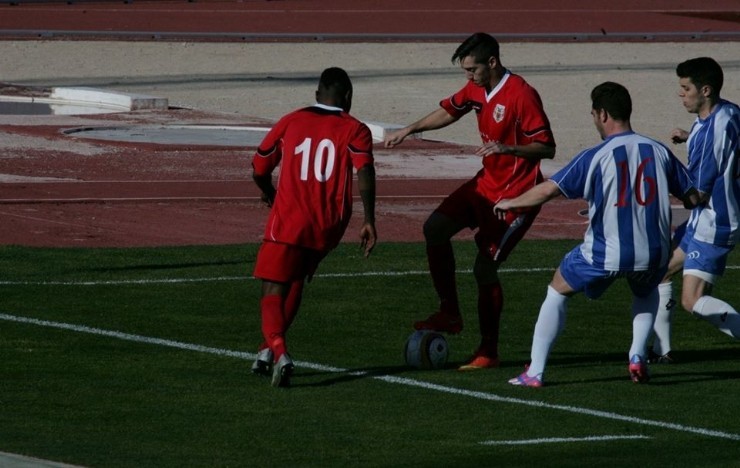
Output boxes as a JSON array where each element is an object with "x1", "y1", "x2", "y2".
[
  {"x1": 553, "y1": 131, "x2": 690, "y2": 273},
  {"x1": 683, "y1": 98, "x2": 740, "y2": 247},
  {"x1": 495, "y1": 82, "x2": 698, "y2": 387},
  {"x1": 650, "y1": 57, "x2": 740, "y2": 358}
]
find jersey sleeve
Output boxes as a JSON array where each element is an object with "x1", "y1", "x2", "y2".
[
  {"x1": 665, "y1": 150, "x2": 695, "y2": 198},
  {"x1": 687, "y1": 120, "x2": 720, "y2": 195},
  {"x1": 516, "y1": 86, "x2": 555, "y2": 147},
  {"x1": 439, "y1": 84, "x2": 474, "y2": 119},
  {"x1": 695, "y1": 144, "x2": 720, "y2": 195},
  {"x1": 251, "y1": 117, "x2": 289, "y2": 176},
  {"x1": 550, "y1": 149, "x2": 593, "y2": 199},
  {"x1": 349, "y1": 122, "x2": 374, "y2": 170}
]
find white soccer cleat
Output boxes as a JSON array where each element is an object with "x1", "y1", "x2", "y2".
[
  {"x1": 271, "y1": 353, "x2": 294, "y2": 388},
  {"x1": 251, "y1": 348, "x2": 273, "y2": 377}
]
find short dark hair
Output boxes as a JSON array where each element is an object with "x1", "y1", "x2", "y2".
[
  {"x1": 318, "y1": 67, "x2": 353, "y2": 96},
  {"x1": 452, "y1": 32, "x2": 499, "y2": 65},
  {"x1": 591, "y1": 82, "x2": 632, "y2": 121},
  {"x1": 676, "y1": 57, "x2": 723, "y2": 95}
]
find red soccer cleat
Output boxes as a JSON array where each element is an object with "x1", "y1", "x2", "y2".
[
  {"x1": 628, "y1": 354, "x2": 650, "y2": 384},
  {"x1": 458, "y1": 349, "x2": 500, "y2": 371}
]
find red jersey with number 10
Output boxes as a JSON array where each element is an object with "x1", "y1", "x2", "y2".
[
  {"x1": 440, "y1": 70, "x2": 555, "y2": 201},
  {"x1": 252, "y1": 104, "x2": 374, "y2": 251}
]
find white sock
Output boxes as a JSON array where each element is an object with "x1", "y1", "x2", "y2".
[
  {"x1": 528, "y1": 285, "x2": 568, "y2": 377},
  {"x1": 652, "y1": 282, "x2": 674, "y2": 355},
  {"x1": 692, "y1": 296, "x2": 740, "y2": 339},
  {"x1": 629, "y1": 288, "x2": 659, "y2": 358}
]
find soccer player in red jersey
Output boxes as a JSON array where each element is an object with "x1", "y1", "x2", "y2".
[
  {"x1": 251, "y1": 67, "x2": 377, "y2": 387},
  {"x1": 384, "y1": 32, "x2": 556, "y2": 370}
]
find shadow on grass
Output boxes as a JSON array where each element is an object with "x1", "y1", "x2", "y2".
[
  {"x1": 552, "y1": 368, "x2": 740, "y2": 387},
  {"x1": 294, "y1": 364, "x2": 413, "y2": 388},
  {"x1": 279, "y1": 345, "x2": 740, "y2": 388},
  {"x1": 531, "y1": 347, "x2": 740, "y2": 387},
  {"x1": 77, "y1": 259, "x2": 249, "y2": 273}
]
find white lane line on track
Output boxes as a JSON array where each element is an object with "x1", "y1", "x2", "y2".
[
  {"x1": 0, "y1": 197, "x2": 257, "y2": 203},
  {"x1": 2, "y1": 312, "x2": 739, "y2": 442},
  {"x1": 11, "y1": 8, "x2": 720, "y2": 14},
  {"x1": 0, "y1": 195, "x2": 450, "y2": 203},
  {"x1": 479, "y1": 435, "x2": 651, "y2": 445},
  {"x1": 0, "y1": 210, "x2": 98, "y2": 227},
  {"x1": 0, "y1": 178, "x2": 462, "y2": 184}
]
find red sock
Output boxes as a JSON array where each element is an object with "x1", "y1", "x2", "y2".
[
  {"x1": 260, "y1": 294, "x2": 287, "y2": 358},
  {"x1": 477, "y1": 282, "x2": 503, "y2": 358},
  {"x1": 426, "y1": 242, "x2": 460, "y2": 315},
  {"x1": 283, "y1": 279, "x2": 305, "y2": 330}
]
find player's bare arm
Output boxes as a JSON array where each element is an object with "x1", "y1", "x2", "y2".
[
  {"x1": 670, "y1": 128, "x2": 689, "y2": 144},
  {"x1": 357, "y1": 164, "x2": 377, "y2": 257},
  {"x1": 493, "y1": 180, "x2": 562, "y2": 219},
  {"x1": 475, "y1": 141, "x2": 556, "y2": 161},
  {"x1": 252, "y1": 172, "x2": 276, "y2": 207},
  {"x1": 384, "y1": 108, "x2": 458, "y2": 148}
]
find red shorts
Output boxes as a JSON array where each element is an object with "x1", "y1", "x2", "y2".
[
  {"x1": 253, "y1": 241, "x2": 326, "y2": 283},
  {"x1": 435, "y1": 179, "x2": 539, "y2": 261}
]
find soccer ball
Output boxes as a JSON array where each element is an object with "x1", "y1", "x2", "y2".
[{"x1": 404, "y1": 330, "x2": 449, "y2": 369}]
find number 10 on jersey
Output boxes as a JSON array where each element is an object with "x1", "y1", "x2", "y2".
[{"x1": 296, "y1": 137, "x2": 336, "y2": 182}]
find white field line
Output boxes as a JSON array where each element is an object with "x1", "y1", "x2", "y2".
[
  {"x1": 479, "y1": 435, "x2": 651, "y2": 446},
  {"x1": 0, "y1": 450, "x2": 84, "y2": 468},
  {"x1": 2, "y1": 312, "x2": 739, "y2": 442},
  {"x1": 0, "y1": 265, "x2": 738, "y2": 287},
  {"x1": 0, "y1": 268, "x2": 540, "y2": 286}
]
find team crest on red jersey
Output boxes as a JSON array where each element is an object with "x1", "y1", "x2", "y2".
[{"x1": 493, "y1": 104, "x2": 506, "y2": 123}]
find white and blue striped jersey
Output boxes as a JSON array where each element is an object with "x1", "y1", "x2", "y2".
[
  {"x1": 551, "y1": 131, "x2": 694, "y2": 272},
  {"x1": 685, "y1": 99, "x2": 740, "y2": 246}
]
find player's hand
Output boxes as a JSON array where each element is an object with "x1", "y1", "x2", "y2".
[
  {"x1": 670, "y1": 128, "x2": 689, "y2": 144},
  {"x1": 384, "y1": 129, "x2": 409, "y2": 148},
  {"x1": 493, "y1": 199, "x2": 513, "y2": 220},
  {"x1": 475, "y1": 140, "x2": 509, "y2": 157},
  {"x1": 359, "y1": 222, "x2": 377, "y2": 258}
]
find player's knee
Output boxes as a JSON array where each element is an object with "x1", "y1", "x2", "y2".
[
  {"x1": 473, "y1": 256, "x2": 499, "y2": 284},
  {"x1": 422, "y1": 217, "x2": 436, "y2": 241},
  {"x1": 423, "y1": 214, "x2": 451, "y2": 244},
  {"x1": 681, "y1": 294, "x2": 699, "y2": 313},
  {"x1": 473, "y1": 267, "x2": 497, "y2": 285},
  {"x1": 681, "y1": 280, "x2": 712, "y2": 312}
]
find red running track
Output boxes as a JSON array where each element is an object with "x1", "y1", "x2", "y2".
[
  {"x1": 0, "y1": 116, "x2": 587, "y2": 247},
  {"x1": 1, "y1": 0, "x2": 738, "y2": 41}
]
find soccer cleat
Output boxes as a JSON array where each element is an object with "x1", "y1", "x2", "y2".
[
  {"x1": 508, "y1": 370, "x2": 543, "y2": 388},
  {"x1": 647, "y1": 349, "x2": 675, "y2": 364},
  {"x1": 458, "y1": 349, "x2": 499, "y2": 371},
  {"x1": 251, "y1": 347, "x2": 273, "y2": 376},
  {"x1": 628, "y1": 354, "x2": 650, "y2": 384},
  {"x1": 413, "y1": 311, "x2": 463, "y2": 335},
  {"x1": 271, "y1": 353, "x2": 295, "y2": 388}
]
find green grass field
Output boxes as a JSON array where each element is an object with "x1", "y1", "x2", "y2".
[{"x1": 1, "y1": 240, "x2": 739, "y2": 467}]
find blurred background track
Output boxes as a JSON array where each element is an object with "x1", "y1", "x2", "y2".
[{"x1": 1, "y1": 0, "x2": 739, "y2": 42}]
